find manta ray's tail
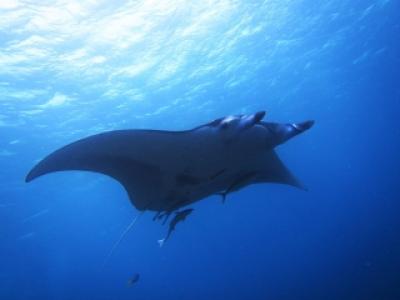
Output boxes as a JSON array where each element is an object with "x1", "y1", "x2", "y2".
[{"x1": 102, "y1": 211, "x2": 144, "y2": 268}]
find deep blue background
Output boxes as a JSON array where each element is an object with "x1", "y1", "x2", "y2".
[{"x1": 0, "y1": 0, "x2": 399, "y2": 299}]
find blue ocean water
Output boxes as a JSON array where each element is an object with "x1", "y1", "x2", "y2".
[{"x1": 1, "y1": 0, "x2": 399, "y2": 299}]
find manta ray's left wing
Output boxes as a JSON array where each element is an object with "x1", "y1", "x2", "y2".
[{"x1": 25, "y1": 130, "x2": 183, "y2": 211}]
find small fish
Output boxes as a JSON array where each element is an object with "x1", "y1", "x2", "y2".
[
  {"x1": 158, "y1": 208, "x2": 193, "y2": 247},
  {"x1": 127, "y1": 273, "x2": 140, "y2": 287}
]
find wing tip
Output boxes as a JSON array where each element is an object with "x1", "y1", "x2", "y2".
[
  {"x1": 25, "y1": 169, "x2": 38, "y2": 183},
  {"x1": 296, "y1": 183, "x2": 308, "y2": 191},
  {"x1": 25, "y1": 164, "x2": 45, "y2": 183},
  {"x1": 290, "y1": 176, "x2": 308, "y2": 191}
]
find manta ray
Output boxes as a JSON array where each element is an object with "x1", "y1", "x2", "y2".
[{"x1": 26, "y1": 111, "x2": 313, "y2": 219}]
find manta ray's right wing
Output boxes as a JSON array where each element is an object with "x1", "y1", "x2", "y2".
[{"x1": 257, "y1": 150, "x2": 306, "y2": 190}]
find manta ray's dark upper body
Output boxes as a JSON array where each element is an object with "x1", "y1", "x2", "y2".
[{"x1": 26, "y1": 111, "x2": 313, "y2": 212}]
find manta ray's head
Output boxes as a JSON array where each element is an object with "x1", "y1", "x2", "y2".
[
  {"x1": 209, "y1": 111, "x2": 266, "y2": 138},
  {"x1": 260, "y1": 119, "x2": 314, "y2": 147},
  {"x1": 208, "y1": 111, "x2": 314, "y2": 148}
]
